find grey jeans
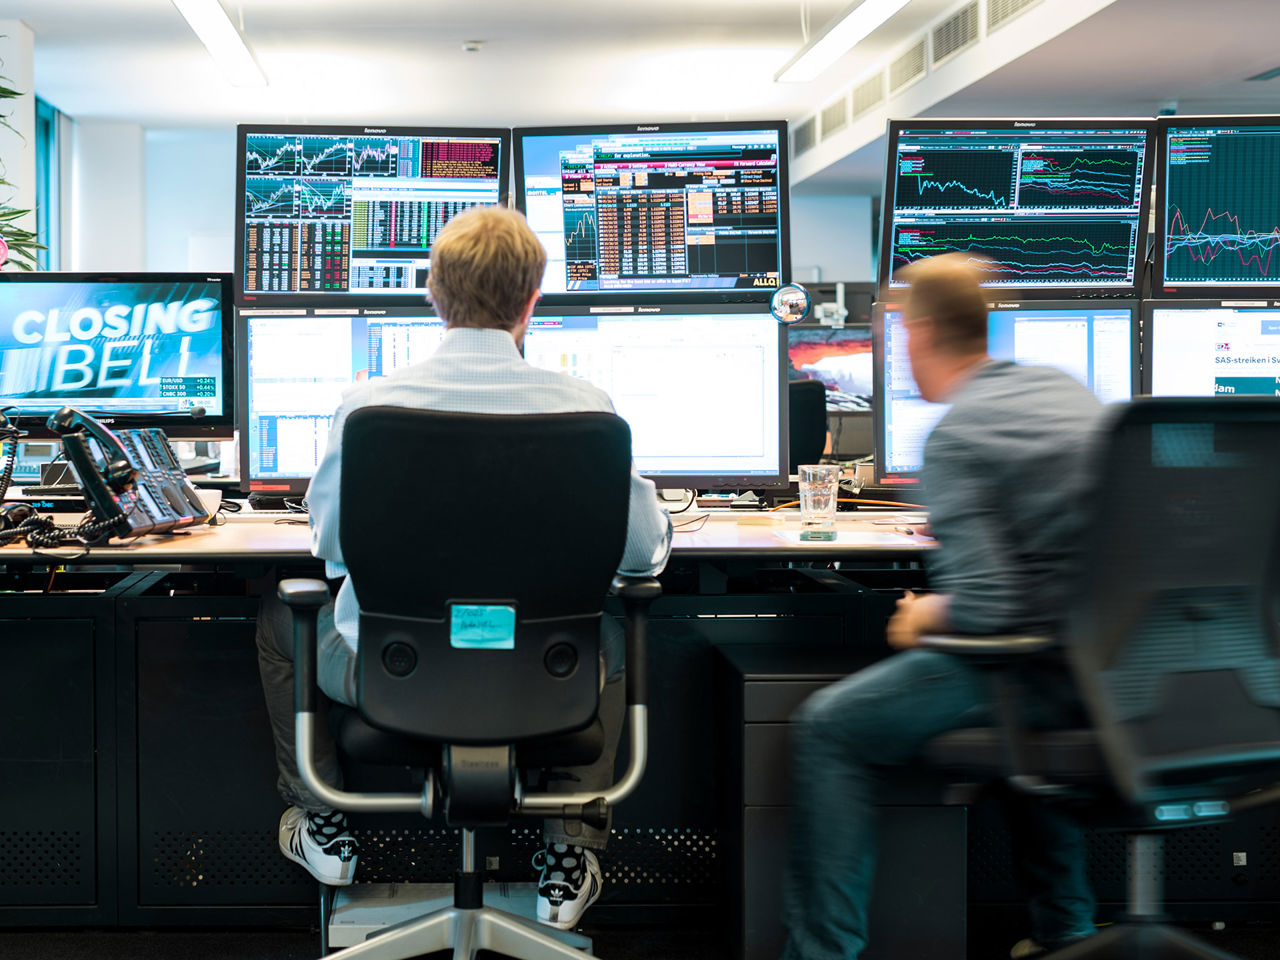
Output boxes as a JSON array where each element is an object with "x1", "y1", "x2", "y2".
[{"x1": 255, "y1": 584, "x2": 626, "y2": 850}]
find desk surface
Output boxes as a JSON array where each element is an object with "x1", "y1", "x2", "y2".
[{"x1": 0, "y1": 510, "x2": 934, "y2": 564}]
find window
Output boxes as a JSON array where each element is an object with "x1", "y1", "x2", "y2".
[{"x1": 34, "y1": 96, "x2": 61, "y2": 269}]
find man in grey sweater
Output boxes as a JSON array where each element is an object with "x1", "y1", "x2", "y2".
[{"x1": 780, "y1": 254, "x2": 1104, "y2": 960}]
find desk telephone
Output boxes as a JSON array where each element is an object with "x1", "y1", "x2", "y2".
[
  {"x1": 0, "y1": 407, "x2": 210, "y2": 546},
  {"x1": 47, "y1": 407, "x2": 211, "y2": 540}
]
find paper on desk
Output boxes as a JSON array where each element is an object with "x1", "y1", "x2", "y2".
[
  {"x1": 869, "y1": 513, "x2": 929, "y2": 525},
  {"x1": 773, "y1": 530, "x2": 920, "y2": 546}
]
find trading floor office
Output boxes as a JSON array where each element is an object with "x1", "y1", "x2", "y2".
[{"x1": 7, "y1": 1, "x2": 1280, "y2": 958}]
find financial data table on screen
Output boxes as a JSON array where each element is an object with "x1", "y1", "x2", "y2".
[
  {"x1": 242, "y1": 305, "x2": 783, "y2": 488},
  {"x1": 1147, "y1": 303, "x2": 1280, "y2": 396},
  {"x1": 518, "y1": 126, "x2": 785, "y2": 296},
  {"x1": 878, "y1": 303, "x2": 1136, "y2": 478},
  {"x1": 883, "y1": 123, "x2": 1151, "y2": 293},
  {"x1": 1159, "y1": 122, "x2": 1280, "y2": 292},
  {"x1": 239, "y1": 127, "x2": 506, "y2": 303}
]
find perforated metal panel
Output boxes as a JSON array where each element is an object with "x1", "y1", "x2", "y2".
[
  {"x1": 0, "y1": 831, "x2": 86, "y2": 890},
  {"x1": 351, "y1": 827, "x2": 461, "y2": 883},
  {"x1": 932, "y1": 2, "x2": 979, "y2": 64},
  {"x1": 147, "y1": 831, "x2": 313, "y2": 895}
]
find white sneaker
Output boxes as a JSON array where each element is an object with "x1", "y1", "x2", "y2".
[
  {"x1": 278, "y1": 806, "x2": 358, "y2": 886},
  {"x1": 534, "y1": 844, "x2": 603, "y2": 930},
  {"x1": 1011, "y1": 940, "x2": 1045, "y2": 959}
]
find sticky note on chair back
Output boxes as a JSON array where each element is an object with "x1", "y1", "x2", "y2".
[{"x1": 450, "y1": 604, "x2": 516, "y2": 650}]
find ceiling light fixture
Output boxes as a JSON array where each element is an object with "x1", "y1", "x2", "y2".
[
  {"x1": 776, "y1": 0, "x2": 912, "y2": 84},
  {"x1": 170, "y1": 0, "x2": 266, "y2": 87}
]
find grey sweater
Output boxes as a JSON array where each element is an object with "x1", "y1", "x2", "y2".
[{"x1": 921, "y1": 360, "x2": 1108, "y2": 635}]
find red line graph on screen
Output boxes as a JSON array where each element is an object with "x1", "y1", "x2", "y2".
[{"x1": 1167, "y1": 206, "x2": 1280, "y2": 277}]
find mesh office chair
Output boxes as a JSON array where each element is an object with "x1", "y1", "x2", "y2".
[
  {"x1": 788, "y1": 378, "x2": 828, "y2": 473},
  {"x1": 280, "y1": 407, "x2": 661, "y2": 960},
  {"x1": 921, "y1": 397, "x2": 1280, "y2": 959}
]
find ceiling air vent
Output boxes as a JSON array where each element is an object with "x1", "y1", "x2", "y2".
[
  {"x1": 851, "y1": 72, "x2": 885, "y2": 118},
  {"x1": 988, "y1": 0, "x2": 1041, "y2": 31},
  {"x1": 889, "y1": 38, "x2": 927, "y2": 93},
  {"x1": 794, "y1": 116, "x2": 817, "y2": 156},
  {"x1": 821, "y1": 95, "x2": 849, "y2": 139},
  {"x1": 932, "y1": 2, "x2": 979, "y2": 65}
]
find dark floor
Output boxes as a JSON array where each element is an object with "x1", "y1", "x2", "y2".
[{"x1": 0, "y1": 924, "x2": 1278, "y2": 960}]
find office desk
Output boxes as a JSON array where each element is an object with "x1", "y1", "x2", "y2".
[{"x1": 0, "y1": 508, "x2": 932, "y2": 565}]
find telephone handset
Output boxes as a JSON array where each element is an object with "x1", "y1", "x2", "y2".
[{"x1": 48, "y1": 406, "x2": 211, "y2": 542}]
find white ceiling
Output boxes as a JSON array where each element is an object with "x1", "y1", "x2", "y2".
[
  {"x1": 7, "y1": 0, "x2": 1278, "y2": 193},
  {"x1": 809, "y1": 0, "x2": 1280, "y2": 191},
  {"x1": 9, "y1": 0, "x2": 956, "y2": 127}
]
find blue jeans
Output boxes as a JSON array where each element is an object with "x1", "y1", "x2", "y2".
[{"x1": 781, "y1": 649, "x2": 1096, "y2": 960}]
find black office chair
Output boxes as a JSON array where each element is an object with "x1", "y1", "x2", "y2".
[
  {"x1": 279, "y1": 407, "x2": 661, "y2": 960},
  {"x1": 920, "y1": 397, "x2": 1280, "y2": 959},
  {"x1": 789, "y1": 378, "x2": 828, "y2": 473}
]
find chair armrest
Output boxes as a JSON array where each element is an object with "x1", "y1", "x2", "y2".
[
  {"x1": 610, "y1": 574, "x2": 662, "y2": 603},
  {"x1": 278, "y1": 577, "x2": 330, "y2": 610},
  {"x1": 918, "y1": 634, "x2": 1054, "y2": 657}
]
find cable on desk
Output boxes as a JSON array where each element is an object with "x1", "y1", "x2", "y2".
[
  {"x1": 769, "y1": 497, "x2": 927, "y2": 511},
  {"x1": 218, "y1": 499, "x2": 242, "y2": 513},
  {"x1": 664, "y1": 489, "x2": 696, "y2": 514},
  {"x1": 672, "y1": 514, "x2": 709, "y2": 533}
]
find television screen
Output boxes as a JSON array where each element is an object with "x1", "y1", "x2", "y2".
[
  {"x1": 0, "y1": 273, "x2": 233, "y2": 439},
  {"x1": 787, "y1": 324, "x2": 872, "y2": 411}
]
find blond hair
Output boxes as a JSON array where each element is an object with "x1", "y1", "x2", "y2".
[
  {"x1": 427, "y1": 206, "x2": 547, "y2": 330},
  {"x1": 893, "y1": 253, "x2": 990, "y2": 354}
]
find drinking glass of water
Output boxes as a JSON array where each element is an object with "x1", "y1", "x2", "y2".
[{"x1": 798, "y1": 464, "x2": 840, "y2": 529}]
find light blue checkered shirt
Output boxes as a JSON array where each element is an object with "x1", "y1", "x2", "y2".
[{"x1": 307, "y1": 326, "x2": 673, "y2": 650}]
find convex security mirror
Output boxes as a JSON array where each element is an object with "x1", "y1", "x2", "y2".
[{"x1": 771, "y1": 283, "x2": 812, "y2": 324}]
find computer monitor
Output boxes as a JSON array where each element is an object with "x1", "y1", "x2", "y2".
[
  {"x1": 235, "y1": 124, "x2": 510, "y2": 307},
  {"x1": 523, "y1": 304, "x2": 786, "y2": 488},
  {"x1": 237, "y1": 306, "x2": 448, "y2": 494},
  {"x1": 1154, "y1": 116, "x2": 1280, "y2": 297},
  {"x1": 1143, "y1": 300, "x2": 1280, "y2": 396},
  {"x1": 787, "y1": 323, "x2": 872, "y2": 411},
  {"x1": 238, "y1": 303, "x2": 788, "y2": 493},
  {"x1": 0, "y1": 272, "x2": 234, "y2": 440},
  {"x1": 880, "y1": 119, "x2": 1154, "y2": 297},
  {"x1": 873, "y1": 300, "x2": 1138, "y2": 483},
  {"x1": 513, "y1": 121, "x2": 789, "y2": 301}
]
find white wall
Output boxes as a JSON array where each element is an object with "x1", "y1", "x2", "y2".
[
  {"x1": 0, "y1": 22, "x2": 36, "y2": 260},
  {"x1": 789, "y1": 193, "x2": 874, "y2": 282},
  {"x1": 145, "y1": 127, "x2": 235, "y2": 272},
  {"x1": 70, "y1": 120, "x2": 145, "y2": 270}
]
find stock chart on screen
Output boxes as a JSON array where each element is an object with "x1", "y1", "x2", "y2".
[
  {"x1": 1159, "y1": 120, "x2": 1280, "y2": 292},
  {"x1": 882, "y1": 121, "x2": 1153, "y2": 293},
  {"x1": 237, "y1": 125, "x2": 508, "y2": 305}
]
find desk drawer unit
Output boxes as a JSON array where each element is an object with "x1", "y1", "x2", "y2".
[{"x1": 717, "y1": 645, "x2": 965, "y2": 960}]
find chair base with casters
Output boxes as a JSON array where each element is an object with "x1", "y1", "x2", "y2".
[{"x1": 316, "y1": 829, "x2": 594, "y2": 960}]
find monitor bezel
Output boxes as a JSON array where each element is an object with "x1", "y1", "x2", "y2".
[
  {"x1": 1140, "y1": 296, "x2": 1280, "y2": 394},
  {"x1": 0, "y1": 271, "x2": 235, "y2": 441},
  {"x1": 872, "y1": 298, "x2": 1141, "y2": 484},
  {"x1": 527, "y1": 301, "x2": 790, "y2": 489},
  {"x1": 1152, "y1": 114, "x2": 1280, "y2": 299},
  {"x1": 877, "y1": 117, "x2": 1157, "y2": 300},
  {"x1": 512, "y1": 120, "x2": 791, "y2": 306},
  {"x1": 234, "y1": 122, "x2": 512, "y2": 309}
]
